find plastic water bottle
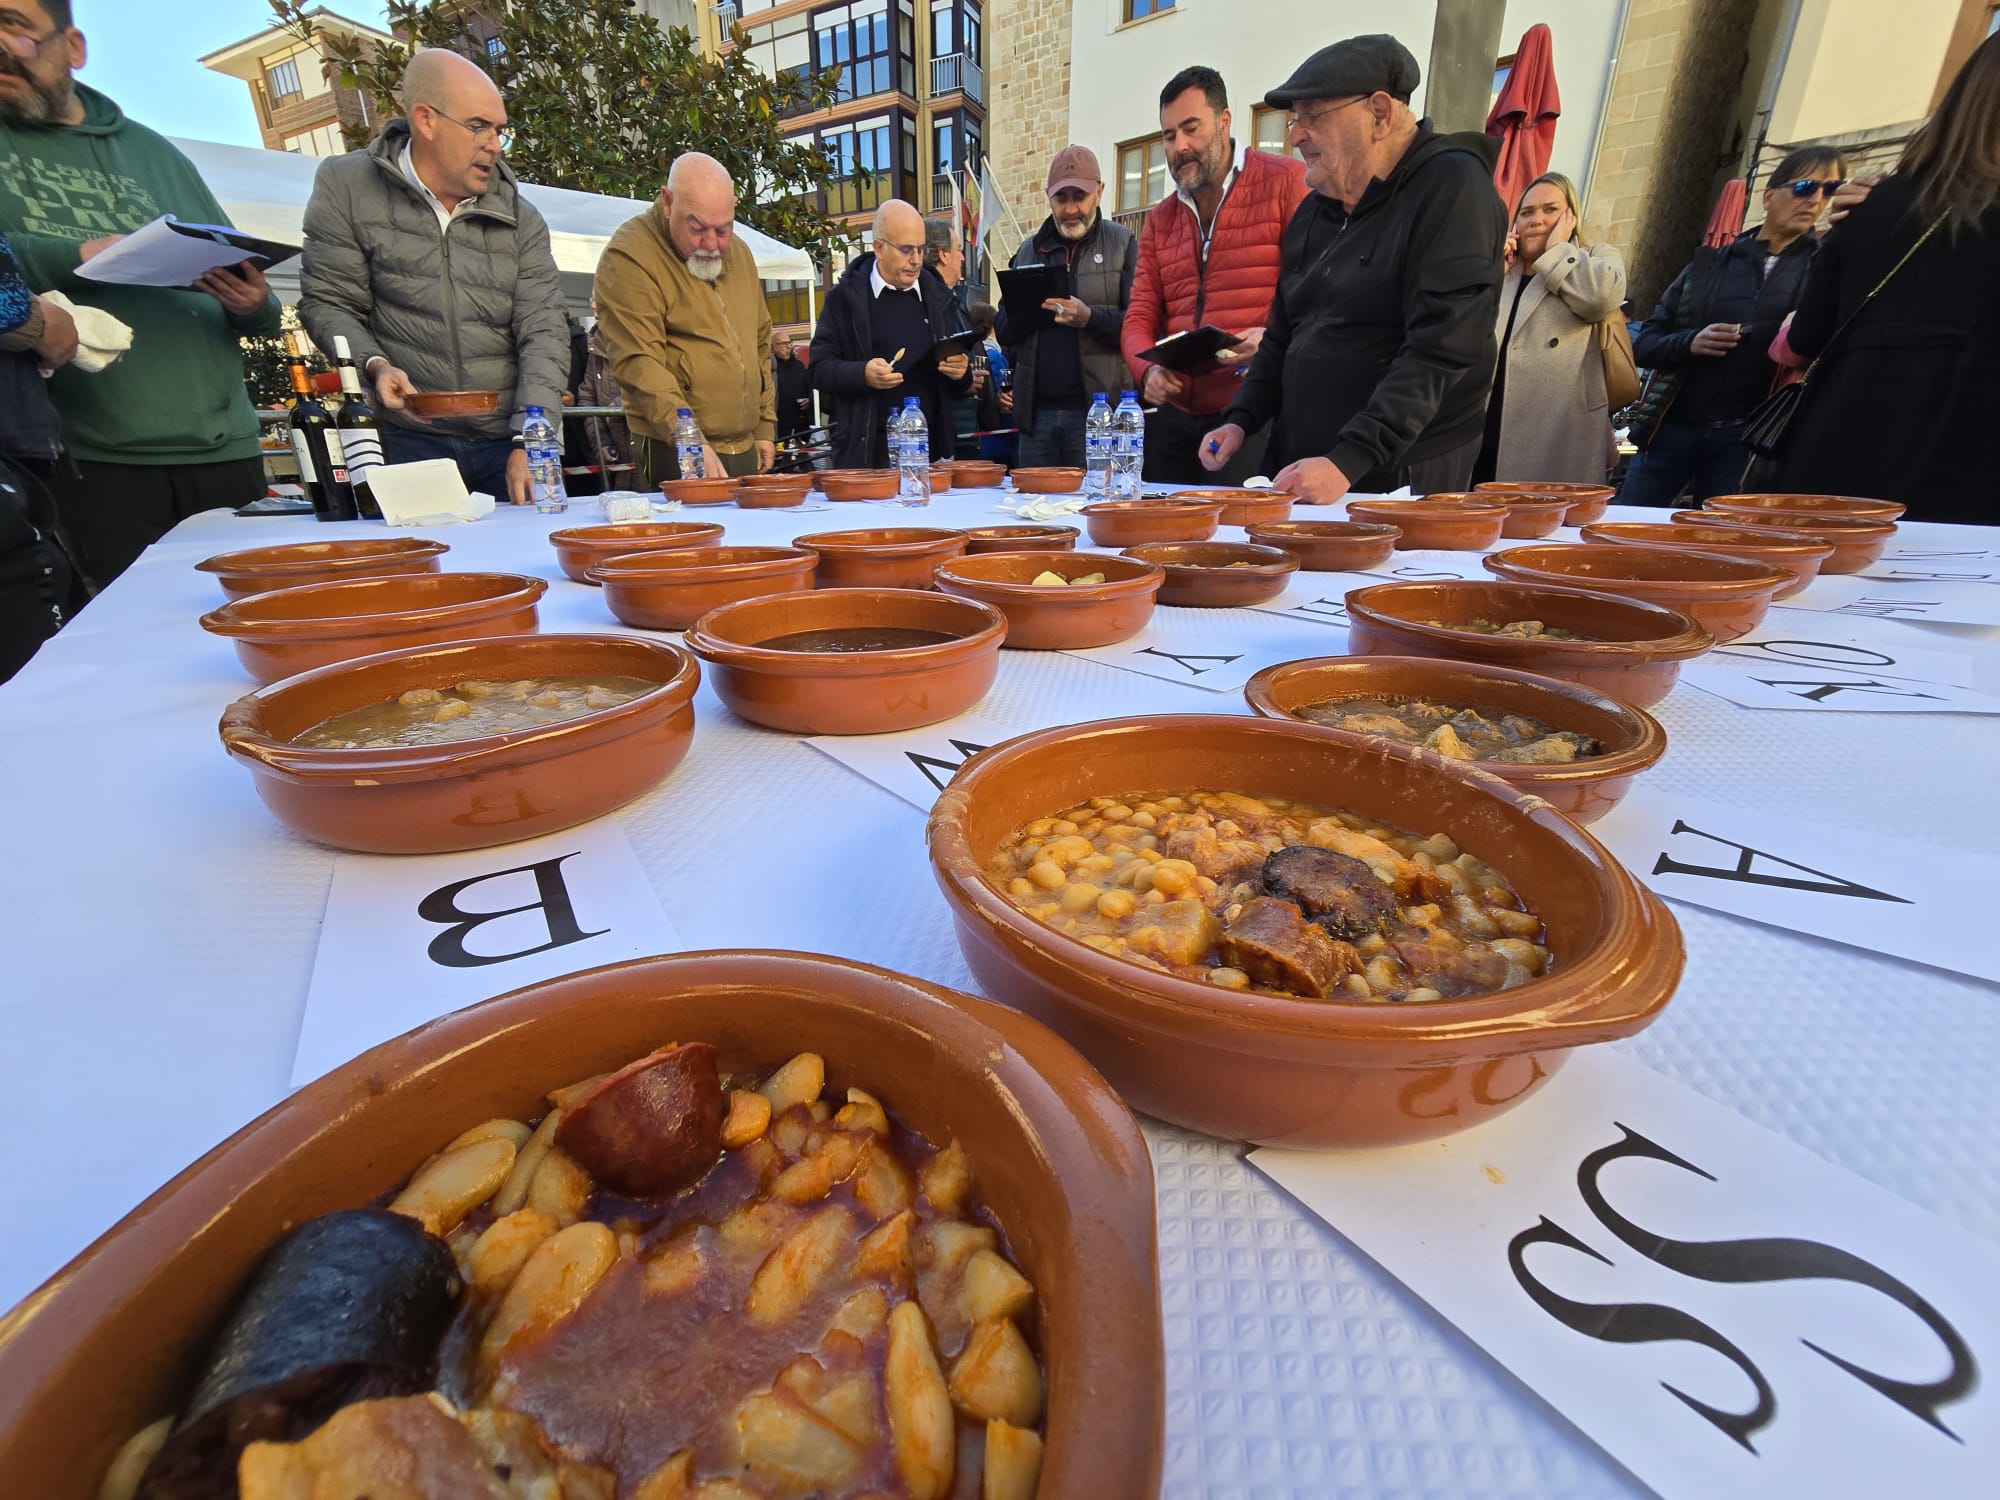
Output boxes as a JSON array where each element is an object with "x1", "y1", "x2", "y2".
[
  {"x1": 898, "y1": 396, "x2": 930, "y2": 505},
  {"x1": 523, "y1": 406, "x2": 565, "y2": 514},
  {"x1": 1085, "y1": 392, "x2": 1113, "y2": 496},
  {"x1": 673, "y1": 407, "x2": 706, "y2": 479},
  {"x1": 885, "y1": 400, "x2": 906, "y2": 476},
  {"x1": 1111, "y1": 390, "x2": 1144, "y2": 499}
]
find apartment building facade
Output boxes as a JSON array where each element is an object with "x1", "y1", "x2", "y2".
[{"x1": 198, "y1": 6, "x2": 394, "y2": 157}]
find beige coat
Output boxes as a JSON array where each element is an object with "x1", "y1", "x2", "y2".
[
  {"x1": 592, "y1": 206, "x2": 774, "y2": 451},
  {"x1": 1489, "y1": 240, "x2": 1626, "y2": 483}
]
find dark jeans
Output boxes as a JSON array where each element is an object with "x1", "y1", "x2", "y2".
[
  {"x1": 1401, "y1": 436, "x2": 1482, "y2": 498},
  {"x1": 1143, "y1": 403, "x2": 1268, "y2": 485},
  {"x1": 382, "y1": 425, "x2": 517, "y2": 503},
  {"x1": 46, "y1": 454, "x2": 263, "y2": 593},
  {"x1": 1619, "y1": 419, "x2": 1752, "y2": 507},
  {"x1": 0, "y1": 455, "x2": 81, "y2": 683},
  {"x1": 1015, "y1": 403, "x2": 1087, "y2": 468},
  {"x1": 633, "y1": 437, "x2": 761, "y2": 490}
]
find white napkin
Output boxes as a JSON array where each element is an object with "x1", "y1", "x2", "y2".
[
  {"x1": 364, "y1": 458, "x2": 496, "y2": 526},
  {"x1": 599, "y1": 491, "x2": 652, "y2": 523},
  {"x1": 37, "y1": 290, "x2": 132, "y2": 374},
  {"x1": 994, "y1": 497, "x2": 1091, "y2": 522}
]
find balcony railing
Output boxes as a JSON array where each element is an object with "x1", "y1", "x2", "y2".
[
  {"x1": 713, "y1": 1, "x2": 740, "y2": 28},
  {"x1": 1112, "y1": 206, "x2": 1151, "y2": 233},
  {"x1": 929, "y1": 52, "x2": 982, "y2": 103},
  {"x1": 931, "y1": 173, "x2": 956, "y2": 211}
]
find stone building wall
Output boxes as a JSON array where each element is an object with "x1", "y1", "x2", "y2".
[{"x1": 983, "y1": 0, "x2": 1075, "y2": 259}]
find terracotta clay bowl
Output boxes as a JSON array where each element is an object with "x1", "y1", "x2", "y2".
[
  {"x1": 815, "y1": 469, "x2": 900, "y2": 502},
  {"x1": 1171, "y1": 488, "x2": 1297, "y2": 528},
  {"x1": 933, "y1": 550, "x2": 1166, "y2": 650},
  {"x1": 195, "y1": 537, "x2": 450, "y2": 601},
  {"x1": 1483, "y1": 542, "x2": 1789, "y2": 643},
  {"x1": 1343, "y1": 579, "x2": 1713, "y2": 709},
  {"x1": 1581, "y1": 520, "x2": 1834, "y2": 600},
  {"x1": 1432, "y1": 489, "x2": 1568, "y2": 539},
  {"x1": 1475, "y1": 481, "x2": 1616, "y2": 526},
  {"x1": 950, "y1": 459, "x2": 1009, "y2": 487},
  {"x1": 962, "y1": 524, "x2": 1081, "y2": 555},
  {"x1": 1010, "y1": 467, "x2": 1088, "y2": 495},
  {"x1": 1672, "y1": 509, "x2": 1896, "y2": 574},
  {"x1": 737, "y1": 472, "x2": 813, "y2": 489},
  {"x1": 401, "y1": 388, "x2": 500, "y2": 418},
  {"x1": 1243, "y1": 655, "x2": 1667, "y2": 825},
  {"x1": 793, "y1": 526, "x2": 970, "y2": 590},
  {"x1": 684, "y1": 587, "x2": 1006, "y2": 734},
  {"x1": 1245, "y1": 520, "x2": 1402, "y2": 571},
  {"x1": 927, "y1": 713, "x2": 1683, "y2": 1146},
  {"x1": 215, "y1": 632, "x2": 698, "y2": 854},
  {"x1": 1346, "y1": 497, "x2": 1509, "y2": 550},
  {"x1": 1119, "y1": 540, "x2": 1300, "y2": 607},
  {"x1": 0, "y1": 950, "x2": 1162, "y2": 1498},
  {"x1": 589, "y1": 545, "x2": 818, "y2": 631},
  {"x1": 547, "y1": 522, "x2": 726, "y2": 584},
  {"x1": 731, "y1": 478, "x2": 812, "y2": 509},
  {"x1": 1082, "y1": 498, "x2": 1225, "y2": 547},
  {"x1": 657, "y1": 475, "x2": 740, "y2": 506},
  {"x1": 928, "y1": 465, "x2": 955, "y2": 493},
  {"x1": 1703, "y1": 492, "x2": 1906, "y2": 524},
  {"x1": 199, "y1": 571, "x2": 548, "y2": 686}
]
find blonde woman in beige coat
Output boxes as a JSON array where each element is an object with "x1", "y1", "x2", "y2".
[{"x1": 1471, "y1": 173, "x2": 1627, "y2": 486}]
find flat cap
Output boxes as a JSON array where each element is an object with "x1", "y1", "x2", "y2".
[{"x1": 1264, "y1": 34, "x2": 1421, "y2": 109}]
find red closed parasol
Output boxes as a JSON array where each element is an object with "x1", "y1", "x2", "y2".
[
  {"x1": 1486, "y1": 23, "x2": 1561, "y2": 211},
  {"x1": 1703, "y1": 178, "x2": 1748, "y2": 247}
]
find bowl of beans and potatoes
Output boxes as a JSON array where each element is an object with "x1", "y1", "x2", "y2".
[{"x1": 928, "y1": 713, "x2": 1683, "y2": 1147}]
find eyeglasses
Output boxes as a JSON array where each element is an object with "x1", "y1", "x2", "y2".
[
  {"x1": 1783, "y1": 178, "x2": 1845, "y2": 199},
  {"x1": 429, "y1": 108, "x2": 514, "y2": 152},
  {"x1": 1286, "y1": 97, "x2": 1369, "y2": 132},
  {"x1": 875, "y1": 239, "x2": 923, "y2": 258}
]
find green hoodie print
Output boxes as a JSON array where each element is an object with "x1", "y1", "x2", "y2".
[{"x1": 0, "y1": 83, "x2": 282, "y2": 466}]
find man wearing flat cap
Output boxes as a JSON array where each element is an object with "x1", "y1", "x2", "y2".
[
  {"x1": 998, "y1": 145, "x2": 1137, "y2": 468},
  {"x1": 1202, "y1": 35, "x2": 1506, "y2": 501}
]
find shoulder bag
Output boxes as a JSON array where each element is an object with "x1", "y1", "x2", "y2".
[{"x1": 1595, "y1": 311, "x2": 1641, "y2": 410}]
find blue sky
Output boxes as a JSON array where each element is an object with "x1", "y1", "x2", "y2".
[{"x1": 76, "y1": 1, "x2": 393, "y2": 147}]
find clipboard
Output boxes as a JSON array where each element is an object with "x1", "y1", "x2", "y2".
[
  {"x1": 77, "y1": 215, "x2": 301, "y2": 289},
  {"x1": 1137, "y1": 323, "x2": 1245, "y2": 375},
  {"x1": 919, "y1": 328, "x2": 986, "y2": 364},
  {"x1": 997, "y1": 261, "x2": 1071, "y2": 331}
]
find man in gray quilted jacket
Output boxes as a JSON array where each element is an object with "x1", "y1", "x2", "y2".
[{"x1": 299, "y1": 49, "x2": 569, "y2": 506}]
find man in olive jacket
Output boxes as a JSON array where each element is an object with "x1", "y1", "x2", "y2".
[{"x1": 299, "y1": 49, "x2": 568, "y2": 506}]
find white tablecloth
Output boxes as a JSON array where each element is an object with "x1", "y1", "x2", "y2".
[{"x1": 3, "y1": 487, "x2": 1996, "y2": 1499}]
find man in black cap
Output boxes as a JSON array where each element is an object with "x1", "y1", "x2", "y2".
[{"x1": 1201, "y1": 35, "x2": 1506, "y2": 501}]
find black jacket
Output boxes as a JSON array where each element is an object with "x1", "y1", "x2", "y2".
[
  {"x1": 773, "y1": 352, "x2": 812, "y2": 438},
  {"x1": 1630, "y1": 228, "x2": 1817, "y2": 440},
  {"x1": 1223, "y1": 124, "x2": 1506, "y2": 486},
  {"x1": 1771, "y1": 175, "x2": 2000, "y2": 524},
  {"x1": 998, "y1": 212, "x2": 1137, "y2": 427},
  {"x1": 808, "y1": 256, "x2": 971, "y2": 469}
]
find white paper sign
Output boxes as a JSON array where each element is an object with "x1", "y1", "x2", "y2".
[
  {"x1": 1709, "y1": 624, "x2": 1977, "y2": 688},
  {"x1": 294, "y1": 822, "x2": 683, "y2": 1085},
  {"x1": 805, "y1": 711, "x2": 1035, "y2": 811},
  {"x1": 1251, "y1": 1049, "x2": 2000, "y2": 1500},
  {"x1": 1319, "y1": 548, "x2": 1499, "y2": 582},
  {"x1": 1244, "y1": 576, "x2": 1358, "y2": 631},
  {"x1": 1058, "y1": 615, "x2": 1321, "y2": 693},
  {"x1": 1776, "y1": 576, "x2": 2000, "y2": 626},
  {"x1": 1881, "y1": 544, "x2": 2000, "y2": 568},
  {"x1": 1680, "y1": 658, "x2": 2000, "y2": 715},
  {"x1": 1588, "y1": 788, "x2": 2000, "y2": 984}
]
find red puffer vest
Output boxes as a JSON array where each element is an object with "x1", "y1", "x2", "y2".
[{"x1": 1121, "y1": 146, "x2": 1309, "y2": 415}]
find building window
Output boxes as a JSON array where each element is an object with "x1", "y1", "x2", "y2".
[
  {"x1": 1492, "y1": 53, "x2": 1514, "y2": 107},
  {"x1": 814, "y1": 0, "x2": 915, "y2": 103},
  {"x1": 741, "y1": 8, "x2": 813, "y2": 104},
  {"x1": 933, "y1": 116, "x2": 956, "y2": 181},
  {"x1": 1124, "y1": 0, "x2": 1174, "y2": 20},
  {"x1": 267, "y1": 57, "x2": 302, "y2": 101},
  {"x1": 929, "y1": 0, "x2": 979, "y2": 61},
  {"x1": 1250, "y1": 104, "x2": 1297, "y2": 158},
  {"x1": 820, "y1": 112, "x2": 894, "y2": 214},
  {"x1": 486, "y1": 35, "x2": 505, "y2": 60},
  {"x1": 1117, "y1": 136, "x2": 1168, "y2": 212}
]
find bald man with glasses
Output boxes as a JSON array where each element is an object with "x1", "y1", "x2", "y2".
[{"x1": 300, "y1": 48, "x2": 568, "y2": 506}]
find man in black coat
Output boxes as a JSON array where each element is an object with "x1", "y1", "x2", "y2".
[
  {"x1": 1202, "y1": 35, "x2": 1506, "y2": 502},
  {"x1": 771, "y1": 331, "x2": 812, "y2": 441},
  {"x1": 809, "y1": 199, "x2": 972, "y2": 469}
]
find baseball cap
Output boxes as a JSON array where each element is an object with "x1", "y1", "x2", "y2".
[
  {"x1": 1046, "y1": 145, "x2": 1103, "y2": 196},
  {"x1": 1264, "y1": 34, "x2": 1421, "y2": 109}
]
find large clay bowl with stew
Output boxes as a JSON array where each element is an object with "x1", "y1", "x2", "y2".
[
  {"x1": 730, "y1": 478, "x2": 811, "y2": 509},
  {"x1": 1009, "y1": 467, "x2": 1087, "y2": 494},
  {"x1": 1346, "y1": 497, "x2": 1509, "y2": 550},
  {"x1": 962, "y1": 523, "x2": 1081, "y2": 554},
  {"x1": 934, "y1": 550, "x2": 1165, "y2": 650},
  {"x1": 1119, "y1": 540, "x2": 1300, "y2": 607},
  {"x1": 949, "y1": 459, "x2": 1009, "y2": 487},
  {"x1": 0, "y1": 950, "x2": 1162, "y2": 1499},
  {"x1": 195, "y1": 536, "x2": 451, "y2": 601},
  {"x1": 1245, "y1": 519, "x2": 1402, "y2": 571},
  {"x1": 1483, "y1": 542, "x2": 1789, "y2": 642},
  {"x1": 1702, "y1": 491, "x2": 1906, "y2": 525},
  {"x1": 1172, "y1": 487, "x2": 1297, "y2": 528},
  {"x1": 685, "y1": 588, "x2": 1006, "y2": 734},
  {"x1": 547, "y1": 521, "x2": 726, "y2": 583},
  {"x1": 1243, "y1": 655, "x2": 1666, "y2": 825},
  {"x1": 1475, "y1": 481, "x2": 1616, "y2": 526},
  {"x1": 215, "y1": 632, "x2": 698, "y2": 854},
  {"x1": 928, "y1": 713, "x2": 1682, "y2": 1146},
  {"x1": 1432, "y1": 489, "x2": 1567, "y2": 539},
  {"x1": 793, "y1": 526, "x2": 969, "y2": 590},
  {"x1": 815, "y1": 469, "x2": 900, "y2": 502},
  {"x1": 1673, "y1": 509, "x2": 1895, "y2": 573},
  {"x1": 1082, "y1": 497, "x2": 1224, "y2": 547},
  {"x1": 589, "y1": 545, "x2": 818, "y2": 631},
  {"x1": 657, "y1": 475, "x2": 739, "y2": 506},
  {"x1": 1343, "y1": 579, "x2": 1713, "y2": 709},
  {"x1": 1581, "y1": 520, "x2": 1834, "y2": 599},
  {"x1": 199, "y1": 572, "x2": 548, "y2": 686}
]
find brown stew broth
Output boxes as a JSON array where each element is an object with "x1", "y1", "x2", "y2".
[
  {"x1": 756, "y1": 627, "x2": 958, "y2": 652},
  {"x1": 1293, "y1": 696, "x2": 1600, "y2": 764},
  {"x1": 296, "y1": 676, "x2": 655, "y2": 749}
]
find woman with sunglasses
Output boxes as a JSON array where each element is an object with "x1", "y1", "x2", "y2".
[
  {"x1": 1471, "y1": 171, "x2": 1626, "y2": 486},
  {"x1": 1619, "y1": 146, "x2": 1845, "y2": 506},
  {"x1": 1765, "y1": 33, "x2": 2000, "y2": 524}
]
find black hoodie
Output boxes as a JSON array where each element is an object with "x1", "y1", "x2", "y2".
[
  {"x1": 1223, "y1": 124, "x2": 1506, "y2": 486},
  {"x1": 808, "y1": 254, "x2": 971, "y2": 470}
]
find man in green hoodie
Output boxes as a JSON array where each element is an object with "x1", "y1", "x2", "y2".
[{"x1": 0, "y1": 0, "x2": 281, "y2": 590}]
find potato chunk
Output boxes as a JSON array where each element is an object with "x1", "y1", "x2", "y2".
[
  {"x1": 758, "y1": 1052, "x2": 826, "y2": 1116},
  {"x1": 747, "y1": 1206, "x2": 852, "y2": 1327},
  {"x1": 885, "y1": 1299, "x2": 956, "y2": 1500},
  {"x1": 728, "y1": 1388, "x2": 864, "y2": 1495},
  {"x1": 961, "y1": 1248, "x2": 1036, "y2": 1324},
  {"x1": 948, "y1": 1318, "x2": 1044, "y2": 1427},
  {"x1": 721, "y1": 1089, "x2": 773, "y2": 1148},
  {"x1": 919, "y1": 1140, "x2": 973, "y2": 1215},
  {"x1": 983, "y1": 1420, "x2": 1045, "y2": 1500},
  {"x1": 854, "y1": 1209, "x2": 916, "y2": 1285}
]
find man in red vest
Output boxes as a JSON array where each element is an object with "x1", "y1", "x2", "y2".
[{"x1": 1122, "y1": 66, "x2": 1307, "y2": 485}]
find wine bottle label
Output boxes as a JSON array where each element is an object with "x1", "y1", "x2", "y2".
[
  {"x1": 339, "y1": 428, "x2": 385, "y2": 475},
  {"x1": 289, "y1": 430, "x2": 318, "y2": 483}
]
